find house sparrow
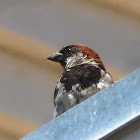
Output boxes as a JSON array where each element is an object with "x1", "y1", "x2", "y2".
[{"x1": 46, "y1": 45, "x2": 113, "y2": 117}]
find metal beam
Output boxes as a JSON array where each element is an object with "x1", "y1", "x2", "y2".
[{"x1": 21, "y1": 68, "x2": 140, "y2": 140}]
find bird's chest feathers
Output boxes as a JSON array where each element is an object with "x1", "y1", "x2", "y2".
[{"x1": 55, "y1": 64, "x2": 106, "y2": 105}]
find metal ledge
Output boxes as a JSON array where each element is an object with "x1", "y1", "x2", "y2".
[{"x1": 21, "y1": 68, "x2": 140, "y2": 140}]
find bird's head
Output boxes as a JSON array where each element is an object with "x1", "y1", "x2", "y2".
[{"x1": 46, "y1": 45, "x2": 105, "y2": 70}]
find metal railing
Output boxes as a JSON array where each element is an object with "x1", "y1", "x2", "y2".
[{"x1": 21, "y1": 68, "x2": 140, "y2": 140}]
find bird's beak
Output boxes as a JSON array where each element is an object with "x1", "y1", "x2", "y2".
[{"x1": 44, "y1": 52, "x2": 63, "y2": 62}]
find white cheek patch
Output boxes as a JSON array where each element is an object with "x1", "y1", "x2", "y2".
[
  {"x1": 66, "y1": 56, "x2": 73, "y2": 64},
  {"x1": 66, "y1": 57, "x2": 98, "y2": 69}
]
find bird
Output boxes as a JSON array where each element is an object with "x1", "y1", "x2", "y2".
[{"x1": 46, "y1": 45, "x2": 114, "y2": 117}]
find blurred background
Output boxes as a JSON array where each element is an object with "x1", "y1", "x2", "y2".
[{"x1": 0, "y1": 0, "x2": 140, "y2": 139}]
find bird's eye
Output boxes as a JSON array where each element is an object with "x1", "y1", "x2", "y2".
[{"x1": 66, "y1": 48, "x2": 71, "y2": 53}]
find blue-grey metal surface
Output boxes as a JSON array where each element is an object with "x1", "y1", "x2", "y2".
[
  {"x1": 21, "y1": 68, "x2": 140, "y2": 140},
  {"x1": 106, "y1": 118, "x2": 140, "y2": 140}
]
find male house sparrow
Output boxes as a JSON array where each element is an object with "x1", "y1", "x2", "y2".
[{"x1": 46, "y1": 45, "x2": 113, "y2": 117}]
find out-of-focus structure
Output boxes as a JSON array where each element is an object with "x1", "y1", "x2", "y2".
[{"x1": 0, "y1": 0, "x2": 140, "y2": 139}]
